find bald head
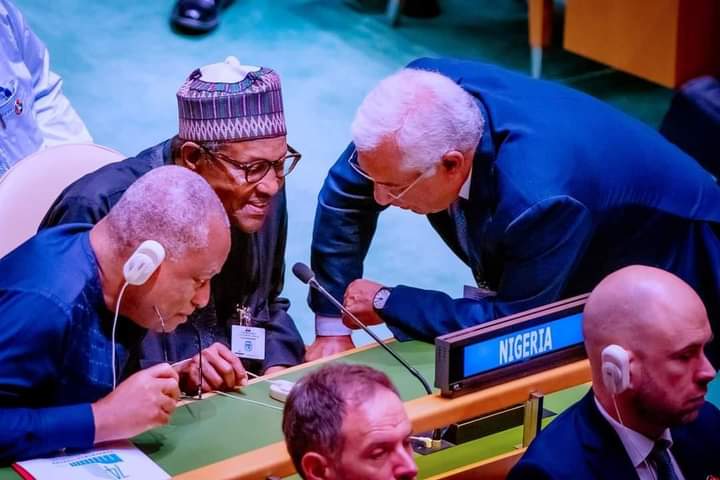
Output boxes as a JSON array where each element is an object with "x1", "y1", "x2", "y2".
[
  {"x1": 584, "y1": 266, "x2": 708, "y2": 360},
  {"x1": 584, "y1": 266, "x2": 715, "y2": 433}
]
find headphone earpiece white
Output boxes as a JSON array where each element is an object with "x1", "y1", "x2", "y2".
[
  {"x1": 601, "y1": 344, "x2": 630, "y2": 395},
  {"x1": 122, "y1": 240, "x2": 166, "y2": 285},
  {"x1": 112, "y1": 240, "x2": 166, "y2": 389}
]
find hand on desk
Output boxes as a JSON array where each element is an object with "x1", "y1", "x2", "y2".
[
  {"x1": 92, "y1": 363, "x2": 180, "y2": 443},
  {"x1": 305, "y1": 335, "x2": 356, "y2": 361},
  {"x1": 177, "y1": 342, "x2": 248, "y2": 393},
  {"x1": 343, "y1": 278, "x2": 385, "y2": 327}
]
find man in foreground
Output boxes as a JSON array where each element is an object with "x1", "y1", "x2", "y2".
[
  {"x1": 282, "y1": 363, "x2": 418, "y2": 480},
  {"x1": 509, "y1": 265, "x2": 720, "y2": 479}
]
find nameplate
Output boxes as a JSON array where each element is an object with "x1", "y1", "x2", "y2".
[{"x1": 435, "y1": 295, "x2": 588, "y2": 397}]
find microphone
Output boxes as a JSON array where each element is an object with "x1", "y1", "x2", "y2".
[{"x1": 292, "y1": 262, "x2": 442, "y2": 447}]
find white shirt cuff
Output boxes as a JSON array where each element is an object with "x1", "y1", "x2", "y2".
[{"x1": 315, "y1": 314, "x2": 352, "y2": 336}]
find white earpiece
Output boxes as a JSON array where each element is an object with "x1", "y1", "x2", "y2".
[
  {"x1": 601, "y1": 344, "x2": 630, "y2": 395},
  {"x1": 122, "y1": 240, "x2": 166, "y2": 285},
  {"x1": 112, "y1": 240, "x2": 165, "y2": 389}
]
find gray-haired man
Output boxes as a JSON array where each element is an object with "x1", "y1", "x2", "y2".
[{"x1": 0, "y1": 166, "x2": 231, "y2": 462}]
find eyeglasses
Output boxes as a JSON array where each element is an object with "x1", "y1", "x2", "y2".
[
  {"x1": 348, "y1": 150, "x2": 436, "y2": 201},
  {"x1": 200, "y1": 144, "x2": 301, "y2": 184}
]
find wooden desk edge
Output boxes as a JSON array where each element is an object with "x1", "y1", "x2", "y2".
[{"x1": 173, "y1": 358, "x2": 591, "y2": 480}]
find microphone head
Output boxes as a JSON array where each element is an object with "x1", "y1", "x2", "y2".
[{"x1": 292, "y1": 262, "x2": 315, "y2": 284}]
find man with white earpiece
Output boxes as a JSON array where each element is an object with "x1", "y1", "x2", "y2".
[
  {"x1": 509, "y1": 265, "x2": 720, "y2": 480},
  {"x1": 0, "y1": 165, "x2": 231, "y2": 462}
]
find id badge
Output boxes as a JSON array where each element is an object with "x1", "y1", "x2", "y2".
[{"x1": 231, "y1": 325, "x2": 266, "y2": 360}]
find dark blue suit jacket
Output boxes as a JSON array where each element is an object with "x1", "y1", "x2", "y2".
[
  {"x1": 509, "y1": 391, "x2": 720, "y2": 480},
  {"x1": 309, "y1": 58, "x2": 720, "y2": 355}
]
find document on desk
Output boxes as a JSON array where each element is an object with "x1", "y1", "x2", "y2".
[{"x1": 12, "y1": 440, "x2": 170, "y2": 480}]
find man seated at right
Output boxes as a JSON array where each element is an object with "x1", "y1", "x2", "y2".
[
  {"x1": 282, "y1": 363, "x2": 418, "y2": 480},
  {"x1": 509, "y1": 265, "x2": 720, "y2": 479}
]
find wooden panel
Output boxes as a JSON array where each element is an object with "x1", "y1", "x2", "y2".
[
  {"x1": 528, "y1": 0, "x2": 553, "y2": 48},
  {"x1": 675, "y1": 0, "x2": 720, "y2": 85},
  {"x1": 427, "y1": 450, "x2": 524, "y2": 480},
  {"x1": 563, "y1": 0, "x2": 720, "y2": 88},
  {"x1": 564, "y1": 0, "x2": 680, "y2": 87}
]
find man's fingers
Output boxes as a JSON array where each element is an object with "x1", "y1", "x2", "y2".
[
  {"x1": 158, "y1": 392, "x2": 178, "y2": 416},
  {"x1": 202, "y1": 346, "x2": 237, "y2": 388},
  {"x1": 148, "y1": 362, "x2": 180, "y2": 381},
  {"x1": 157, "y1": 377, "x2": 181, "y2": 400},
  {"x1": 200, "y1": 358, "x2": 225, "y2": 390},
  {"x1": 216, "y1": 345, "x2": 247, "y2": 386}
]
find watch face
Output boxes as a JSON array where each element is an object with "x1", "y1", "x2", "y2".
[{"x1": 373, "y1": 288, "x2": 390, "y2": 310}]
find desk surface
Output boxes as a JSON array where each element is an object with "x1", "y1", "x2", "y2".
[{"x1": 3, "y1": 341, "x2": 719, "y2": 479}]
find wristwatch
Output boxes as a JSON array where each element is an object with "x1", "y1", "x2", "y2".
[{"x1": 372, "y1": 287, "x2": 392, "y2": 312}]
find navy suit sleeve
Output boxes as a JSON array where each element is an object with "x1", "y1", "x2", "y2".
[
  {"x1": 0, "y1": 291, "x2": 95, "y2": 461},
  {"x1": 309, "y1": 143, "x2": 388, "y2": 315},
  {"x1": 383, "y1": 197, "x2": 593, "y2": 340},
  {"x1": 507, "y1": 461, "x2": 556, "y2": 480},
  {"x1": 260, "y1": 191, "x2": 305, "y2": 371},
  {"x1": 39, "y1": 192, "x2": 111, "y2": 230}
]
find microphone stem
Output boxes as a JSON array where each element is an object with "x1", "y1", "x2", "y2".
[{"x1": 310, "y1": 280, "x2": 433, "y2": 396}]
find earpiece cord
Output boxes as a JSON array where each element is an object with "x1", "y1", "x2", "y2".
[
  {"x1": 112, "y1": 282, "x2": 130, "y2": 390},
  {"x1": 611, "y1": 396, "x2": 656, "y2": 480},
  {"x1": 153, "y1": 306, "x2": 168, "y2": 363}
]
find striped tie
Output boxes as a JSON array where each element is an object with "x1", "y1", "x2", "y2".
[{"x1": 648, "y1": 439, "x2": 680, "y2": 480}]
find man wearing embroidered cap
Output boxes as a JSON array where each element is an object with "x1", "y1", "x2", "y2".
[{"x1": 41, "y1": 57, "x2": 305, "y2": 392}]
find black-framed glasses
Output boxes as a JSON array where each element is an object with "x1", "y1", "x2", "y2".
[{"x1": 200, "y1": 144, "x2": 301, "y2": 184}]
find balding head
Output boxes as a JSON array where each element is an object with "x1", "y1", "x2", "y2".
[
  {"x1": 94, "y1": 166, "x2": 231, "y2": 333},
  {"x1": 584, "y1": 266, "x2": 715, "y2": 434},
  {"x1": 584, "y1": 265, "x2": 708, "y2": 362},
  {"x1": 104, "y1": 165, "x2": 229, "y2": 261}
]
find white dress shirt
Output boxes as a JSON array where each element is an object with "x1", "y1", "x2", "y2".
[
  {"x1": 0, "y1": 0, "x2": 91, "y2": 175},
  {"x1": 595, "y1": 397, "x2": 686, "y2": 480}
]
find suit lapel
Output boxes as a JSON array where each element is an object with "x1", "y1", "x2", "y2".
[
  {"x1": 577, "y1": 392, "x2": 640, "y2": 480},
  {"x1": 670, "y1": 406, "x2": 718, "y2": 480}
]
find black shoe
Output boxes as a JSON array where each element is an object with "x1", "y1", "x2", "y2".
[
  {"x1": 170, "y1": 0, "x2": 234, "y2": 34},
  {"x1": 402, "y1": 0, "x2": 440, "y2": 18}
]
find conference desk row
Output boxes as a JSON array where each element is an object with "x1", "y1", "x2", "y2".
[{"x1": 0, "y1": 340, "x2": 593, "y2": 480}]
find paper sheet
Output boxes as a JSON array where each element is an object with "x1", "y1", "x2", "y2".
[{"x1": 13, "y1": 440, "x2": 169, "y2": 480}]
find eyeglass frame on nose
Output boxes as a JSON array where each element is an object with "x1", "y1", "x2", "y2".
[
  {"x1": 348, "y1": 150, "x2": 437, "y2": 201},
  {"x1": 199, "y1": 143, "x2": 302, "y2": 184}
]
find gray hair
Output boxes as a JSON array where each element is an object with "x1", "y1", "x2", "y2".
[
  {"x1": 351, "y1": 68, "x2": 484, "y2": 170},
  {"x1": 105, "y1": 165, "x2": 229, "y2": 261}
]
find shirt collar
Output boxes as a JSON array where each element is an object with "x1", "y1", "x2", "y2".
[
  {"x1": 459, "y1": 167, "x2": 472, "y2": 200},
  {"x1": 594, "y1": 396, "x2": 673, "y2": 467}
]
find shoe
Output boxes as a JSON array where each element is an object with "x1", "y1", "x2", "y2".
[
  {"x1": 171, "y1": 0, "x2": 234, "y2": 34},
  {"x1": 403, "y1": 0, "x2": 440, "y2": 18}
]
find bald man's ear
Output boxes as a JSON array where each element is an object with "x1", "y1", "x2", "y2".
[
  {"x1": 301, "y1": 452, "x2": 332, "y2": 480},
  {"x1": 179, "y1": 141, "x2": 204, "y2": 171},
  {"x1": 626, "y1": 351, "x2": 638, "y2": 391}
]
